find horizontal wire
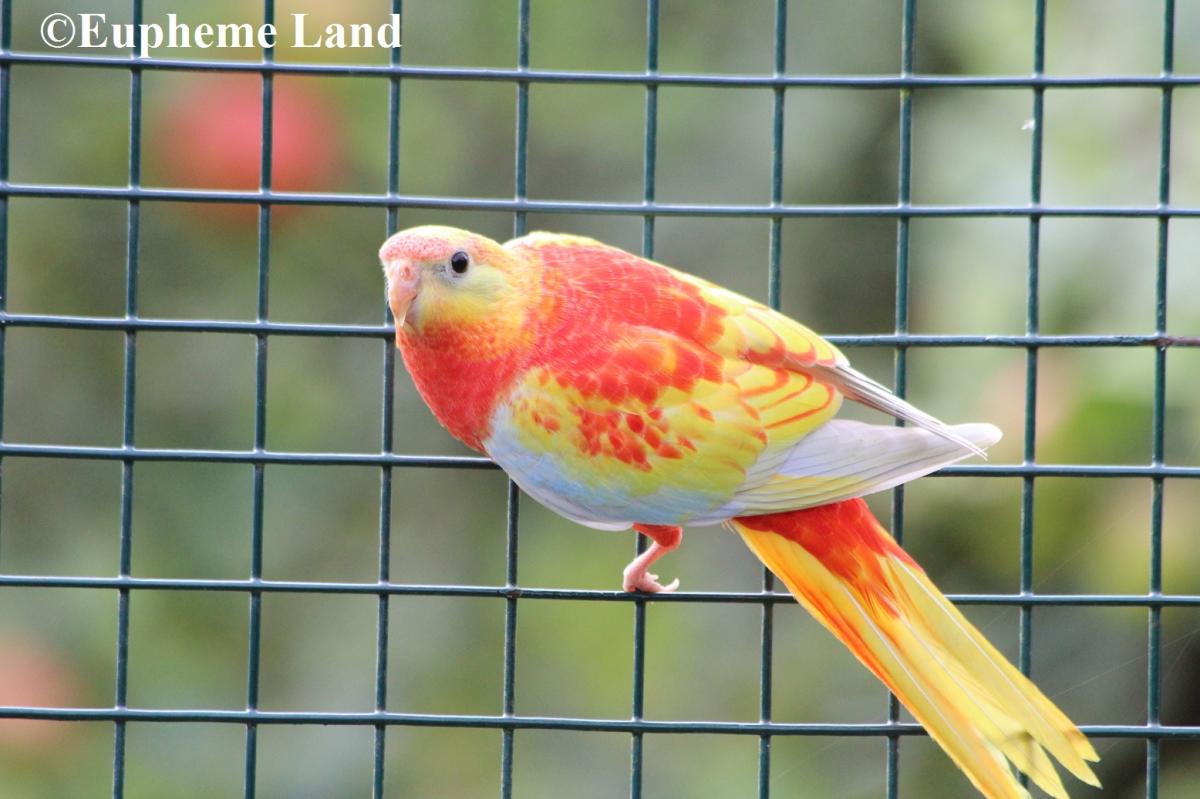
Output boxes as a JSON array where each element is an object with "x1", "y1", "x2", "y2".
[
  {"x1": 0, "y1": 705, "x2": 1193, "y2": 739},
  {"x1": 4, "y1": 182, "x2": 1200, "y2": 218},
  {"x1": 4, "y1": 312, "x2": 1198, "y2": 349},
  {"x1": 0, "y1": 443, "x2": 493, "y2": 467},
  {"x1": 0, "y1": 574, "x2": 1196, "y2": 606},
  {"x1": 2, "y1": 51, "x2": 1200, "y2": 89},
  {"x1": 2, "y1": 443, "x2": 1197, "y2": 478}
]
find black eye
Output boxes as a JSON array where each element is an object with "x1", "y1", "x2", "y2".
[{"x1": 450, "y1": 251, "x2": 469, "y2": 274}]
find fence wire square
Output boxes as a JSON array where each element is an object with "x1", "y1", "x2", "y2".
[{"x1": 1, "y1": 0, "x2": 1198, "y2": 797}]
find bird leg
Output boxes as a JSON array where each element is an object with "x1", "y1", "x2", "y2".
[{"x1": 623, "y1": 524, "x2": 683, "y2": 593}]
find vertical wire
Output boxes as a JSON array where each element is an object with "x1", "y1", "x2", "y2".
[
  {"x1": 501, "y1": 3, "x2": 530, "y2": 796},
  {"x1": 0, "y1": 0, "x2": 10, "y2": 566},
  {"x1": 1147, "y1": 3, "x2": 1174, "y2": 796},
  {"x1": 759, "y1": 2, "x2": 787, "y2": 797},
  {"x1": 886, "y1": 2, "x2": 916, "y2": 796},
  {"x1": 629, "y1": 3, "x2": 659, "y2": 796},
  {"x1": 1015, "y1": 4, "x2": 1047, "y2": 787},
  {"x1": 1022, "y1": 0, "x2": 1047, "y2": 677},
  {"x1": 113, "y1": 3, "x2": 144, "y2": 796},
  {"x1": 500, "y1": 479, "x2": 520, "y2": 799},
  {"x1": 244, "y1": 3, "x2": 275, "y2": 796},
  {"x1": 374, "y1": 3, "x2": 403, "y2": 796},
  {"x1": 513, "y1": 0, "x2": 530, "y2": 242}
]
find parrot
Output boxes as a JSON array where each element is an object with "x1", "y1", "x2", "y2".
[{"x1": 378, "y1": 225, "x2": 1100, "y2": 799}]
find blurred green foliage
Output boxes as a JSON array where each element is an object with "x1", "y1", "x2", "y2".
[{"x1": 2, "y1": 1, "x2": 1200, "y2": 797}]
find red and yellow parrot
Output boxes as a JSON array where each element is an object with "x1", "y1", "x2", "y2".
[{"x1": 379, "y1": 226, "x2": 1100, "y2": 799}]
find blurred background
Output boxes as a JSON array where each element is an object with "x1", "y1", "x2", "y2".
[{"x1": 2, "y1": 0, "x2": 1200, "y2": 797}]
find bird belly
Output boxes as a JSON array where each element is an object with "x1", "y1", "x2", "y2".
[{"x1": 483, "y1": 404, "x2": 717, "y2": 529}]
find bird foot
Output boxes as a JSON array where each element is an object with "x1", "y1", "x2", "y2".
[
  {"x1": 622, "y1": 564, "x2": 680, "y2": 594},
  {"x1": 623, "y1": 525, "x2": 684, "y2": 593}
]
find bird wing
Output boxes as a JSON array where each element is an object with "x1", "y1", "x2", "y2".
[
  {"x1": 697, "y1": 420, "x2": 1001, "y2": 522},
  {"x1": 667, "y1": 267, "x2": 989, "y2": 456},
  {"x1": 491, "y1": 234, "x2": 993, "y2": 526}
]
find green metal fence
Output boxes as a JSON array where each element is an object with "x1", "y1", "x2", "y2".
[{"x1": 1, "y1": 0, "x2": 1198, "y2": 797}]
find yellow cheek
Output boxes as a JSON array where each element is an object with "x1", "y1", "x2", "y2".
[
  {"x1": 418, "y1": 267, "x2": 512, "y2": 325},
  {"x1": 418, "y1": 284, "x2": 488, "y2": 326}
]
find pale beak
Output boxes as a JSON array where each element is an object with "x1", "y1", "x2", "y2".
[{"x1": 386, "y1": 259, "x2": 421, "y2": 331}]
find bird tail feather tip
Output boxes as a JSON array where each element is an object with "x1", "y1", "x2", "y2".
[{"x1": 728, "y1": 499, "x2": 1099, "y2": 799}]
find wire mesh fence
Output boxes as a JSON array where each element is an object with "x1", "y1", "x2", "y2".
[{"x1": 1, "y1": 0, "x2": 1199, "y2": 797}]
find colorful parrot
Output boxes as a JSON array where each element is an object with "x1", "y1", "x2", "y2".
[{"x1": 379, "y1": 225, "x2": 1100, "y2": 799}]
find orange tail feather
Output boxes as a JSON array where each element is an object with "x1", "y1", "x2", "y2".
[{"x1": 728, "y1": 499, "x2": 1099, "y2": 799}]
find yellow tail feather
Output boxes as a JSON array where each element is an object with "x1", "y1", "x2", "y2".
[{"x1": 728, "y1": 500, "x2": 1099, "y2": 799}]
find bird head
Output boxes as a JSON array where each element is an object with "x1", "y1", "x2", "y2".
[{"x1": 378, "y1": 225, "x2": 523, "y2": 338}]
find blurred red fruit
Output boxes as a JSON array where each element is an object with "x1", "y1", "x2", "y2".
[
  {"x1": 152, "y1": 74, "x2": 344, "y2": 224},
  {"x1": 0, "y1": 635, "x2": 82, "y2": 753}
]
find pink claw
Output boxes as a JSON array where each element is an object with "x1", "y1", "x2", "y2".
[{"x1": 623, "y1": 565, "x2": 680, "y2": 594}]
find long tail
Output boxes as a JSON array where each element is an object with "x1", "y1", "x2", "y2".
[{"x1": 728, "y1": 499, "x2": 1100, "y2": 799}]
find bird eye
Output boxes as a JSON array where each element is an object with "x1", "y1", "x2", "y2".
[{"x1": 450, "y1": 251, "x2": 469, "y2": 274}]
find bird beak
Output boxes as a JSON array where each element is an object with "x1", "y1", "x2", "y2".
[{"x1": 386, "y1": 259, "x2": 421, "y2": 332}]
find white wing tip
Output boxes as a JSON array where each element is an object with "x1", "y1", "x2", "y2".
[{"x1": 949, "y1": 423, "x2": 1002, "y2": 459}]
